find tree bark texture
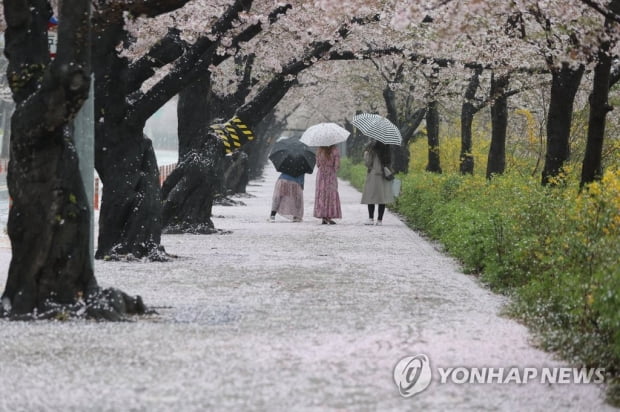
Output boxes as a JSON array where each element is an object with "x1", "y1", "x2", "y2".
[
  {"x1": 161, "y1": 132, "x2": 226, "y2": 234},
  {"x1": 161, "y1": 55, "x2": 255, "y2": 232},
  {"x1": 460, "y1": 67, "x2": 483, "y2": 174},
  {"x1": 382, "y1": 83, "x2": 426, "y2": 174},
  {"x1": 425, "y1": 100, "x2": 442, "y2": 173},
  {"x1": 541, "y1": 63, "x2": 585, "y2": 185},
  {"x1": 2, "y1": 0, "x2": 94, "y2": 316},
  {"x1": 486, "y1": 73, "x2": 510, "y2": 179},
  {"x1": 1, "y1": 0, "x2": 145, "y2": 320},
  {"x1": 390, "y1": 108, "x2": 426, "y2": 174},
  {"x1": 92, "y1": 10, "x2": 165, "y2": 260},
  {"x1": 581, "y1": 2, "x2": 620, "y2": 187}
]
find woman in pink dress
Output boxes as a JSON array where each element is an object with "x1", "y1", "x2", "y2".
[{"x1": 313, "y1": 145, "x2": 342, "y2": 224}]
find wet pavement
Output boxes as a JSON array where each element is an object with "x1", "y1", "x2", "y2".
[{"x1": 0, "y1": 165, "x2": 614, "y2": 411}]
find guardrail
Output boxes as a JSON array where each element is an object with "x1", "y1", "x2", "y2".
[
  {"x1": 1, "y1": 160, "x2": 177, "y2": 211},
  {"x1": 93, "y1": 163, "x2": 177, "y2": 210}
]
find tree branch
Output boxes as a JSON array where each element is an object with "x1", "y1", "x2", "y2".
[
  {"x1": 127, "y1": 27, "x2": 186, "y2": 93},
  {"x1": 125, "y1": 0, "x2": 210, "y2": 18},
  {"x1": 401, "y1": 107, "x2": 427, "y2": 143},
  {"x1": 234, "y1": 14, "x2": 380, "y2": 128},
  {"x1": 327, "y1": 47, "x2": 403, "y2": 61},
  {"x1": 578, "y1": 0, "x2": 620, "y2": 24},
  {"x1": 233, "y1": 53, "x2": 256, "y2": 103},
  {"x1": 126, "y1": 1, "x2": 293, "y2": 125},
  {"x1": 6, "y1": 0, "x2": 91, "y2": 136}
]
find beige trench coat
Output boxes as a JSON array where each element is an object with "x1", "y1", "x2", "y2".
[{"x1": 360, "y1": 150, "x2": 395, "y2": 205}]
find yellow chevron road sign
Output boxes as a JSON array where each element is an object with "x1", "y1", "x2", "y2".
[{"x1": 212, "y1": 116, "x2": 255, "y2": 154}]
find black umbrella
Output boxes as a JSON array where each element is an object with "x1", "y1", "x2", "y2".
[{"x1": 269, "y1": 138, "x2": 316, "y2": 177}]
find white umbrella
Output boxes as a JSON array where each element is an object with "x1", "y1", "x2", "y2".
[
  {"x1": 351, "y1": 113, "x2": 402, "y2": 145},
  {"x1": 300, "y1": 123, "x2": 350, "y2": 147}
]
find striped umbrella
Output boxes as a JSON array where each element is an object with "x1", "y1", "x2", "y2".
[{"x1": 351, "y1": 113, "x2": 402, "y2": 145}]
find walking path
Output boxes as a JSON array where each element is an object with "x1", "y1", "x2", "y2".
[{"x1": 0, "y1": 165, "x2": 613, "y2": 411}]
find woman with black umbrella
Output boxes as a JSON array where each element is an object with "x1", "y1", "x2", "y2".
[
  {"x1": 269, "y1": 172, "x2": 306, "y2": 222},
  {"x1": 268, "y1": 138, "x2": 315, "y2": 222}
]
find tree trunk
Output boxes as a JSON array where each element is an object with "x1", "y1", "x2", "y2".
[
  {"x1": 581, "y1": 5, "x2": 618, "y2": 187},
  {"x1": 95, "y1": 127, "x2": 164, "y2": 259},
  {"x1": 224, "y1": 151, "x2": 250, "y2": 194},
  {"x1": 175, "y1": 55, "x2": 255, "y2": 199},
  {"x1": 390, "y1": 108, "x2": 426, "y2": 174},
  {"x1": 161, "y1": 74, "x2": 231, "y2": 233},
  {"x1": 92, "y1": 0, "x2": 252, "y2": 258},
  {"x1": 161, "y1": 75, "x2": 292, "y2": 233},
  {"x1": 541, "y1": 63, "x2": 585, "y2": 185},
  {"x1": 92, "y1": 12, "x2": 166, "y2": 260},
  {"x1": 1, "y1": 0, "x2": 145, "y2": 320},
  {"x1": 425, "y1": 100, "x2": 442, "y2": 173},
  {"x1": 177, "y1": 75, "x2": 215, "y2": 160},
  {"x1": 162, "y1": 60, "x2": 257, "y2": 232},
  {"x1": 345, "y1": 117, "x2": 369, "y2": 164},
  {"x1": 486, "y1": 73, "x2": 510, "y2": 179},
  {"x1": 380, "y1": 79, "x2": 427, "y2": 174},
  {"x1": 460, "y1": 67, "x2": 483, "y2": 174},
  {"x1": 161, "y1": 131, "x2": 226, "y2": 233}
]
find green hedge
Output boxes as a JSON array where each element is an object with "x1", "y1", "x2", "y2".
[{"x1": 340, "y1": 158, "x2": 620, "y2": 404}]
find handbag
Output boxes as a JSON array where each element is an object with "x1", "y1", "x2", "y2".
[
  {"x1": 383, "y1": 166, "x2": 395, "y2": 181},
  {"x1": 363, "y1": 150, "x2": 373, "y2": 169},
  {"x1": 392, "y1": 178, "x2": 401, "y2": 197}
]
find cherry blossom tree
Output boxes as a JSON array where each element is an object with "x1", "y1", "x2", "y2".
[
  {"x1": 1, "y1": 0, "x2": 145, "y2": 320},
  {"x1": 581, "y1": 0, "x2": 620, "y2": 186},
  {"x1": 92, "y1": 0, "x2": 262, "y2": 259},
  {"x1": 320, "y1": 0, "x2": 620, "y2": 183},
  {"x1": 161, "y1": 10, "x2": 387, "y2": 234}
]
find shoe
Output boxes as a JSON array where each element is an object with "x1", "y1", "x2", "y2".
[
  {"x1": 364, "y1": 219, "x2": 374, "y2": 225},
  {"x1": 375, "y1": 220, "x2": 382, "y2": 226},
  {"x1": 322, "y1": 218, "x2": 328, "y2": 225},
  {"x1": 327, "y1": 219, "x2": 336, "y2": 225},
  {"x1": 267, "y1": 216, "x2": 275, "y2": 222},
  {"x1": 293, "y1": 217, "x2": 302, "y2": 222}
]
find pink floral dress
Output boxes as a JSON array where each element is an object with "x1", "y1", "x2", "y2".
[{"x1": 313, "y1": 146, "x2": 342, "y2": 219}]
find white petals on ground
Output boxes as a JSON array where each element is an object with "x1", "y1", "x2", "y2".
[{"x1": 0, "y1": 165, "x2": 611, "y2": 411}]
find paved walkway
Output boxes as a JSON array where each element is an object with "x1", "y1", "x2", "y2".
[{"x1": 0, "y1": 165, "x2": 613, "y2": 411}]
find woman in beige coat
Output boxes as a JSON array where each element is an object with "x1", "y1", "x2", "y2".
[{"x1": 361, "y1": 141, "x2": 394, "y2": 225}]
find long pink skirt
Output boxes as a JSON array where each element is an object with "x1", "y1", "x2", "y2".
[
  {"x1": 271, "y1": 179, "x2": 304, "y2": 219},
  {"x1": 313, "y1": 167, "x2": 342, "y2": 219}
]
